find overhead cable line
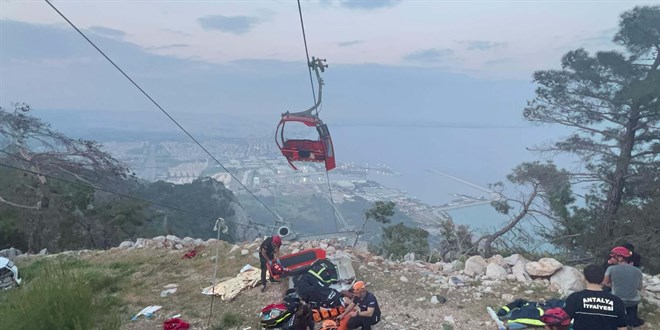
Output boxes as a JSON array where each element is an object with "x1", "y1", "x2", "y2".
[
  {"x1": 296, "y1": 0, "x2": 339, "y2": 232},
  {"x1": 297, "y1": 0, "x2": 317, "y2": 107},
  {"x1": 325, "y1": 171, "x2": 339, "y2": 232},
  {"x1": 43, "y1": 0, "x2": 284, "y2": 224}
]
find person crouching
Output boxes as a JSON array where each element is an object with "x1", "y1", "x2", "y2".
[{"x1": 338, "y1": 281, "x2": 381, "y2": 330}]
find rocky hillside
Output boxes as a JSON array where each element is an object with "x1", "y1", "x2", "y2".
[{"x1": 5, "y1": 236, "x2": 660, "y2": 330}]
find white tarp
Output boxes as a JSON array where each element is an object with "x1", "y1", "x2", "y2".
[{"x1": 201, "y1": 265, "x2": 263, "y2": 300}]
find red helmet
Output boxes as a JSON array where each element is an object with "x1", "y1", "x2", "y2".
[
  {"x1": 610, "y1": 246, "x2": 632, "y2": 258},
  {"x1": 272, "y1": 235, "x2": 282, "y2": 247},
  {"x1": 541, "y1": 307, "x2": 571, "y2": 326}
]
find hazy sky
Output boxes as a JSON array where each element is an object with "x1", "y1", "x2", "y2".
[
  {"x1": 2, "y1": 0, "x2": 650, "y2": 210},
  {"x1": 2, "y1": 0, "x2": 655, "y2": 80}
]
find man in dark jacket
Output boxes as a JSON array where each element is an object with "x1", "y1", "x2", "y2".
[
  {"x1": 338, "y1": 281, "x2": 381, "y2": 330},
  {"x1": 260, "y1": 235, "x2": 282, "y2": 292}
]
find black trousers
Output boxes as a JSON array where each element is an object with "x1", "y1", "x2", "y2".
[
  {"x1": 346, "y1": 315, "x2": 379, "y2": 330},
  {"x1": 625, "y1": 304, "x2": 645, "y2": 327},
  {"x1": 260, "y1": 255, "x2": 274, "y2": 286}
]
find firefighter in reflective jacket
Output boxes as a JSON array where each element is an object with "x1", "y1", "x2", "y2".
[{"x1": 308, "y1": 259, "x2": 338, "y2": 286}]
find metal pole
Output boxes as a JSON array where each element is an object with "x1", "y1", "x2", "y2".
[{"x1": 207, "y1": 217, "x2": 224, "y2": 328}]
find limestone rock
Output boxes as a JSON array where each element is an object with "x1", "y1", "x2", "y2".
[
  {"x1": 464, "y1": 255, "x2": 488, "y2": 276},
  {"x1": 526, "y1": 258, "x2": 563, "y2": 277},
  {"x1": 487, "y1": 254, "x2": 507, "y2": 267},
  {"x1": 485, "y1": 263, "x2": 508, "y2": 280},
  {"x1": 229, "y1": 245, "x2": 241, "y2": 254},
  {"x1": 512, "y1": 261, "x2": 531, "y2": 283},
  {"x1": 118, "y1": 241, "x2": 133, "y2": 249},
  {"x1": 550, "y1": 266, "x2": 585, "y2": 295},
  {"x1": 503, "y1": 254, "x2": 528, "y2": 267}
]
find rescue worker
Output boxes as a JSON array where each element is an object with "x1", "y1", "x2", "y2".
[
  {"x1": 564, "y1": 264, "x2": 627, "y2": 330},
  {"x1": 260, "y1": 234, "x2": 282, "y2": 292},
  {"x1": 337, "y1": 281, "x2": 381, "y2": 330}
]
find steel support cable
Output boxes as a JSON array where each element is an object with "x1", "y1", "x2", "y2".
[
  {"x1": 325, "y1": 170, "x2": 339, "y2": 232},
  {"x1": 296, "y1": 0, "x2": 340, "y2": 232},
  {"x1": 43, "y1": 0, "x2": 283, "y2": 224},
  {"x1": 297, "y1": 0, "x2": 317, "y2": 106}
]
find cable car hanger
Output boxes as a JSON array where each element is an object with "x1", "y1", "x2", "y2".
[{"x1": 282, "y1": 57, "x2": 327, "y2": 118}]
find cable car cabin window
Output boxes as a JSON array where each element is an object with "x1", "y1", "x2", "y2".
[
  {"x1": 284, "y1": 122, "x2": 319, "y2": 142},
  {"x1": 317, "y1": 124, "x2": 330, "y2": 138},
  {"x1": 324, "y1": 137, "x2": 334, "y2": 158}
]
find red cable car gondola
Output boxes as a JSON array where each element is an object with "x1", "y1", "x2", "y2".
[{"x1": 275, "y1": 57, "x2": 336, "y2": 171}]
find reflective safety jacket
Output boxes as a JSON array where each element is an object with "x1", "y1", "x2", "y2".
[
  {"x1": 507, "y1": 302, "x2": 545, "y2": 327},
  {"x1": 307, "y1": 259, "x2": 339, "y2": 285}
]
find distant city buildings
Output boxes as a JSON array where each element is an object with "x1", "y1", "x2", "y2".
[{"x1": 103, "y1": 136, "x2": 491, "y2": 235}]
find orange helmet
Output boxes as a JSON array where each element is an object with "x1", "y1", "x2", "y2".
[
  {"x1": 352, "y1": 280, "x2": 366, "y2": 293},
  {"x1": 321, "y1": 320, "x2": 338, "y2": 330}
]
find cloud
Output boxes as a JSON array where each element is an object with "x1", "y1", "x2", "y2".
[
  {"x1": 457, "y1": 40, "x2": 507, "y2": 51},
  {"x1": 147, "y1": 44, "x2": 190, "y2": 51},
  {"x1": 161, "y1": 29, "x2": 192, "y2": 37},
  {"x1": 484, "y1": 57, "x2": 516, "y2": 66},
  {"x1": 338, "y1": 0, "x2": 400, "y2": 10},
  {"x1": 2, "y1": 18, "x2": 537, "y2": 137},
  {"x1": 403, "y1": 48, "x2": 454, "y2": 63},
  {"x1": 88, "y1": 26, "x2": 126, "y2": 38},
  {"x1": 338, "y1": 40, "x2": 364, "y2": 47},
  {"x1": 197, "y1": 15, "x2": 261, "y2": 34}
]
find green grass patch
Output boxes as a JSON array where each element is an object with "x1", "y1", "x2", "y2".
[
  {"x1": 0, "y1": 260, "x2": 122, "y2": 330},
  {"x1": 219, "y1": 312, "x2": 246, "y2": 328}
]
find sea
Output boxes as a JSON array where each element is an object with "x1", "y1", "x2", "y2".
[{"x1": 327, "y1": 124, "x2": 566, "y2": 235}]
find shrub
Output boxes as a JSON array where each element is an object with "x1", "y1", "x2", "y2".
[{"x1": 380, "y1": 222, "x2": 430, "y2": 259}]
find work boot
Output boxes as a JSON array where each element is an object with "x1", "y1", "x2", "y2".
[{"x1": 261, "y1": 285, "x2": 267, "y2": 292}]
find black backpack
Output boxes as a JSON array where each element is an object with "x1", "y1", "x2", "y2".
[
  {"x1": 293, "y1": 273, "x2": 343, "y2": 308},
  {"x1": 260, "y1": 306, "x2": 292, "y2": 329},
  {"x1": 306, "y1": 259, "x2": 339, "y2": 285}
]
